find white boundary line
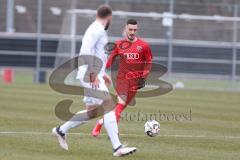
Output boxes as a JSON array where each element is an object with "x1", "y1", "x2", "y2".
[{"x1": 0, "y1": 131, "x2": 240, "y2": 140}]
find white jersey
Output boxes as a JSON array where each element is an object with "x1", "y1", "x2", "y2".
[
  {"x1": 77, "y1": 20, "x2": 108, "y2": 77},
  {"x1": 76, "y1": 20, "x2": 109, "y2": 106}
]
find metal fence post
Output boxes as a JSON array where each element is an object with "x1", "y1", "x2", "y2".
[
  {"x1": 6, "y1": 0, "x2": 15, "y2": 33},
  {"x1": 167, "y1": 0, "x2": 174, "y2": 79},
  {"x1": 231, "y1": 4, "x2": 238, "y2": 90},
  {"x1": 71, "y1": 0, "x2": 77, "y2": 58},
  {"x1": 35, "y1": 0, "x2": 43, "y2": 83},
  {"x1": 70, "y1": 0, "x2": 77, "y2": 84}
]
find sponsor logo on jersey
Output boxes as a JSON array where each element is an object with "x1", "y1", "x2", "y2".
[{"x1": 124, "y1": 53, "x2": 139, "y2": 59}]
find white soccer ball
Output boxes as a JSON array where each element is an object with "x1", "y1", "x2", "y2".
[
  {"x1": 174, "y1": 81, "x2": 185, "y2": 89},
  {"x1": 144, "y1": 120, "x2": 160, "y2": 137}
]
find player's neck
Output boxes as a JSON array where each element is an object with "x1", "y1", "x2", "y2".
[
  {"x1": 126, "y1": 37, "x2": 138, "y2": 43},
  {"x1": 96, "y1": 18, "x2": 105, "y2": 27}
]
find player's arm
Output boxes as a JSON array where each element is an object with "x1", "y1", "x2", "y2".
[
  {"x1": 106, "y1": 42, "x2": 119, "y2": 69},
  {"x1": 136, "y1": 44, "x2": 152, "y2": 90},
  {"x1": 103, "y1": 42, "x2": 119, "y2": 85},
  {"x1": 81, "y1": 31, "x2": 103, "y2": 82},
  {"x1": 142, "y1": 43, "x2": 153, "y2": 79},
  {"x1": 103, "y1": 43, "x2": 118, "y2": 85}
]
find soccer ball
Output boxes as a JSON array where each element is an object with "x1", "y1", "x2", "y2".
[{"x1": 144, "y1": 120, "x2": 160, "y2": 137}]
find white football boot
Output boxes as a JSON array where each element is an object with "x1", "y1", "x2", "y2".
[
  {"x1": 113, "y1": 145, "x2": 137, "y2": 157},
  {"x1": 52, "y1": 127, "x2": 68, "y2": 151}
]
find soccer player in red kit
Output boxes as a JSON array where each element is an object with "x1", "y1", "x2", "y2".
[{"x1": 92, "y1": 19, "x2": 152, "y2": 137}]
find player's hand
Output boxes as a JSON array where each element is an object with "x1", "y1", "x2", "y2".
[
  {"x1": 90, "y1": 78, "x2": 100, "y2": 89},
  {"x1": 103, "y1": 73, "x2": 112, "y2": 85},
  {"x1": 137, "y1": 77, "x2": 146, "y2": 89},
  {"x1": 90, "y1": 73, "x2": 99, "y2": 89}
]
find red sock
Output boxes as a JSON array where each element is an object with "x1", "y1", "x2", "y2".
[{"x1": 115, "y1": 103, "x2": 125, "y2": 122}]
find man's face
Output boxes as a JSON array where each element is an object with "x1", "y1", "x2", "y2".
[{"x1": 125, "y1": 24, "x2": 138, "y2": 41}]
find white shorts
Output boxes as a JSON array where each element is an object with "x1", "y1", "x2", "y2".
[{"x1": 76, "y1": 65, "x2": 110, "y2": 106}]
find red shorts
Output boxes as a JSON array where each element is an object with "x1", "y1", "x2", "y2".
[{"x1": 115, "y1": 78, "x2": 137, "y2": 105}]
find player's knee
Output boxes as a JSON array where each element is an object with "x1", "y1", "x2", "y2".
[
  {"x1": 102, "y1": 99, "x2": 113, "y2": 106},
  {"x1": 101, "y1": 99, "x2": 115, "y2": 113},
  {"x1": 86, "y1": 105, "x2": 98, "y2": 119},
  {"x1": 128, "y1": 98, "x2": 136, "y2": 106},
  {"x1": 118, "y1": 99, "x2": 126, "y2": 105},
  {"x1": 117, "y1": 96, "x2": 126, "y2": 105}
]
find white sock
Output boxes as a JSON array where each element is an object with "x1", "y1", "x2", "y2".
[
  {"x1": 104, "y1": 111, "x2": 122, "y2": 150},
  {"x1": 59, "y1": 110, "x2": 87, "y2": 134}
]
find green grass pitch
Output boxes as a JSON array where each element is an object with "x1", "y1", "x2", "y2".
[{"x1": 0, "y1": 82, "x2": 240, "y2": 160}]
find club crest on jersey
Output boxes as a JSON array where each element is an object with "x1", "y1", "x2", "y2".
[{"x1": 137, "y1": 46, "x2": 143, "y2": 52}]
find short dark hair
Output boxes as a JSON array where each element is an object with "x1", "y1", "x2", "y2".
[
  {"x1": 97, "y1": 5, "x2": 112, "y2": 18},
  {"x1": 126, "y1": 19, "x2": 138, "y2": 25}
]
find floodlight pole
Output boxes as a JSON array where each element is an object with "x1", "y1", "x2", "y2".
[{"x1": 6, "y1": 0, "x2": 15, "y2": 33}]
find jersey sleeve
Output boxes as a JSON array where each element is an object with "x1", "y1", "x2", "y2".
[
  {"x1": 80, "y1": 31, "x2": 104, "y2": 55},
  {"x1": 142, "y1": 43, "x2": 153, "y2": 79},
  {"x1": 106, "y1": 42, "x2": 119, "y2": 69},
  {"x1": 80, "y1": 30, "x2": 104, "y2": 80}
]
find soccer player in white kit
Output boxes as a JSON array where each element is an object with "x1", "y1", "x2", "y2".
[{"x1": 52, "y1": 5, "x2": 136, "y2": 157}]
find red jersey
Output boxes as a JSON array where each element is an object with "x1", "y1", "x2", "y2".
[{"x1": 106, "y1": 38, "x2": 152, "y2": 81}]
